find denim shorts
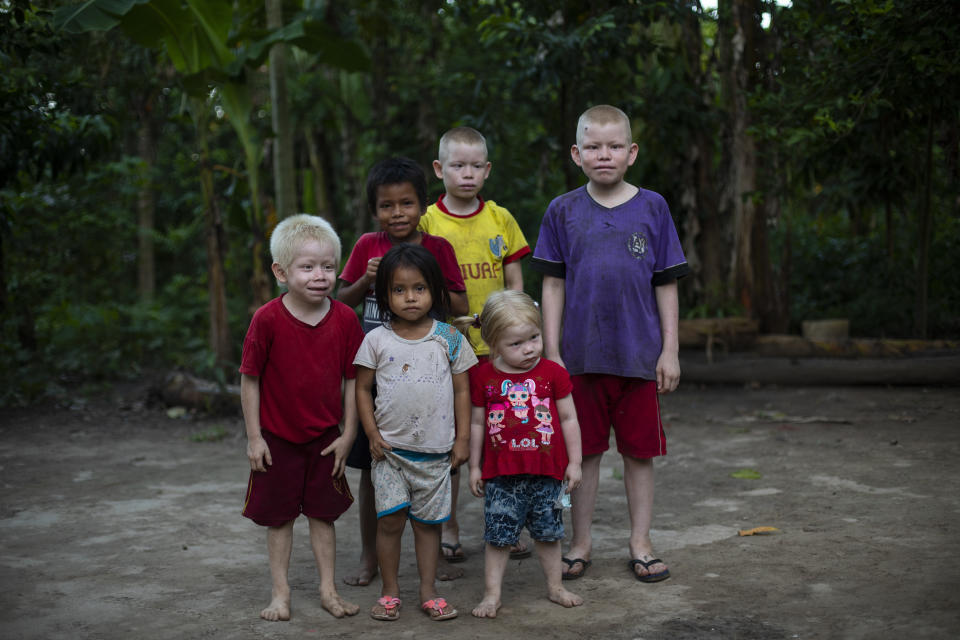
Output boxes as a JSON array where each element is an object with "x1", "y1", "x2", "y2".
[{"x1": 483, "y1": 475, "x2": 564, "y2": 546}]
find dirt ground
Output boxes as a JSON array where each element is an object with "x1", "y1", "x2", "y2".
[{"x1": 2, "y1": 378, "x2": 959, "y2": 640}]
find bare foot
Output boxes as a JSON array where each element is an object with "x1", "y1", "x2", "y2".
[
  {"x1": 471, "y1": 596, "x2": 501, "y2": 618},
  {"x1": 320, "y1": 589, "x2": 359, "y2": 618},
  {"x1": 547, "y1": 585, "x2": 583, "y2": 608},
  {"x1": 437, "y1": 561, "x2": 464, "y2": 581},
  {"x1": 260, "y1": 589, "x2": 291, "y2": 621},
  {"x1": 342, "y1": 564, "x2": 378, "y2": 587}
]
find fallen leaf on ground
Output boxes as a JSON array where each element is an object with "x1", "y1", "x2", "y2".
[
  {"x1": 738, "y1": 526, "x2": 780, "y2": 536},
  {"x1": 731, "y1": 468, "x2": 762, "y2": 479}
]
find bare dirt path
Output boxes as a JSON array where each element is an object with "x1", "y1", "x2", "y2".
[{"x1": 1, "y1": 383, "x2": 958, "y2": 639}]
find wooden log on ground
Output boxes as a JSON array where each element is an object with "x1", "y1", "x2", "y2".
[
  {"x1": 680, "y1": 352, "x2": 960, "y2": 386},
  {"x1": 754, "y1": 335, "x2": 960, "y2": 358},
  {"x1": 679, "y1": 317, "x2": 759, "y2": 362},
  {"x1": 679, "y1": 317, "x2": 760, "y2": 348},
  {"x1": 158, "y1": 371, "x2": 241, "y2": 414}
]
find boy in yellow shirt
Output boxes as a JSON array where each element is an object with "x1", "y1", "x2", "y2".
[{"x1": 419, "y1": 126, "x2": 531, "y2": 561}]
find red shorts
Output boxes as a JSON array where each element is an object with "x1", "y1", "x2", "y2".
[
  {"x1": 242, "y1": 427, "x2": 354, "y2": 527},
  {"x1": 571, "y1": 374, "x2": 666, "y2": 459}
]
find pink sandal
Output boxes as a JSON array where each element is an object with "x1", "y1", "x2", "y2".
[
  {"x1": 371, "y1": 595, "x2": 401, "y2": 621},
  {"x1": 421, "y1": 597, "x2": 458, "y2": 621}
]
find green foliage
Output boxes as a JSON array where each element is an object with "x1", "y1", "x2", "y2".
[
  {"x1": 3, "y1": 0, "x2": 959, "y2": 407},
  {"x1": 777, "y1": 199, "x2": 960, "y2": 338}
]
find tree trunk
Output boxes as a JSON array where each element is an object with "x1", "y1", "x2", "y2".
[
  {"x1": 193, "y1": 104, "x2": 232, "y2": 372},
  {"x1": 719, "y1": 0, "x2": 765, "y2": 320},
  {"x1": 914, "y1": 108, "x2": 934, "y2": 338},
  {"x1": 266, "y1": 0, "x2": 297, "y2": 220},
  {"x1": 136, "y1": 110, "x2": 157, "y2": 302},
  {"x1": 680, "y1": 1, "x2": 725, "y2": 309},
  {"x1": 303, "y1": 125, "x2": 333, "y2": 223}
]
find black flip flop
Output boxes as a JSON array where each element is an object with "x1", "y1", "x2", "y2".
[
  {"x1": 440, "y1": 542, "x2": 467, "y2": 563},
  {"x1": 561, "y1": 556, "x2": 591, "y2": 580},
  {"x1": 629, "y1": 557, "x2": 670, "y2": 582}
]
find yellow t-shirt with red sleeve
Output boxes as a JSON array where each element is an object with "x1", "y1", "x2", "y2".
[{"x1": 419, "y1": 196, "x2": 530, "y2": 356}]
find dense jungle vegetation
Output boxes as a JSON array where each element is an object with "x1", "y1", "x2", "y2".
[{"x1": 1, "y1": 0, "x2": 958, "y2": 405}]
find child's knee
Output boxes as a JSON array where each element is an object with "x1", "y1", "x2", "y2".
[
  {"x1": 377, "y1": 511, "x2": 407, "y2": 536},
  {"x1": 306, "y1": 515, "x2": 334, "y2": 529},
  {"x1": 410, "y1": 519, "x2": 440, "y2": 535},
  {"x1": 268, "y1": 519, "x2": 296, "y2": 532}
]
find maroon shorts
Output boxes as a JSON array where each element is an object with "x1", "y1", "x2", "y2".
[
  {"x1": 242, "y1": 428, "x2": 354, "y2": 527},
  {"x1": 571, "y1": 374, "x2": 666, "y2": 459}
]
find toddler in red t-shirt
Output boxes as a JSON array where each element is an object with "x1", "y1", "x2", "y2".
[{"x1": 459, "y1": 290, "x2": 583, "y2": 618}]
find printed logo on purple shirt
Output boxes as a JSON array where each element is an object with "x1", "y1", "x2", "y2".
[{"x1": 627, "y1": 231, "x2": 648, "y2": 259}]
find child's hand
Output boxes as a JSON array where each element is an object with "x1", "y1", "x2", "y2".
[
  {"x1": 655, "y1": 351, "x2": 681, "y2": 394},
  {"x1": 246, "y1": 436, "x2": 272, "y2": 472},
  {"x1": 564, "y1": 462, "x2": 582, "y2": 493},
  {"x1": 321, "y1": 435, "x2": 352, "y2": 478},
  {"x1": 368, "y1": 433, "x2": 392, "y2": 460},
  {"x1": 450, "y1": 438, "x2": 469, "y2": 469},
  {"x1": 468, "y1": 466, "x2": 485, "y2": 497},
  {"x1": 364, "y1": 257, "x2": 381, "y2": 285}
]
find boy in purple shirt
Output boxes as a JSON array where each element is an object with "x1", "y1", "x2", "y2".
[{"x1": 531, "y1": 105, "x2": 689, "y2": 583}]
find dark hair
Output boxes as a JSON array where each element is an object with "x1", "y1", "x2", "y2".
[
  {"x1": 365, "y1": 157, "x2": 428, "y2": 215},
  {"x1": 374, "y1": 244, "x2": 450, "y2": 322}
]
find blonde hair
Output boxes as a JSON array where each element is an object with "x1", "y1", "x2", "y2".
[
  {"x1": 453, "y1": 290, "x2": 541, "y2": 352},
  {"x1": 437, "y1": 126, "x2": 488, "y2": 164},
  {"x1": 269, "y1": 214, "x2": 341, "y2": 273},
  {"x1": 575, "y1": 105, "x2": 632, "y2": 147}
]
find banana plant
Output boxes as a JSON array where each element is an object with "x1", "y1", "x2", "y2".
[{"x1": 54, "y1": 0, "x2": 368, "y2": 368}]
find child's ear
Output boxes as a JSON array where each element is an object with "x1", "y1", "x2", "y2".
[
  {"x1": 271, "y1": 262, "x2": 288, "y2": 284},
  {"x1": 432, "y1": 159, "x2": 444, "y2": 179},
  {"x1": 570, "y1": 144, "x2": 583, "y2": 167}
]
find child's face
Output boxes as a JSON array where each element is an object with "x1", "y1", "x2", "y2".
[
  {"x1": 387, "y1": 265, "x2": 433, "y2": 326},
  {"x1": 375, "y1": 182, "x2": 423, "y2": 243},
  {"x1": 432, "y1": 141, "x2": 491, "y2": 203},
  {"x1": 271, "y1": 239, "x2": 337, "y2": 308},
  {"x1": 496, "y1": 321, "x2": 542, "y2": 373},
  {"x1": 571, "y1": 120, "x2": 638, "y2": 188}
]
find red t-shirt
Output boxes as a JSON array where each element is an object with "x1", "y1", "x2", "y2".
[
  {"x1": 339, "y1": 231, "x2": 466, "y2": 292},
  {"x1": 470, "y1": 358, "x2": 573, "y2": 481},
  {"x1": 339, "y1": 232, "x2": 467, "y2": 332},
  {"x1": 239, "y1": 295, "x2": 364, "y2": 443}
]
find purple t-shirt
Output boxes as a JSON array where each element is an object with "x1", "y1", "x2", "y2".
[{"x1": 531, "y1": 186, "x2": 689, "y2": 380}]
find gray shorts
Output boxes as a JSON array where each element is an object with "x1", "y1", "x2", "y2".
[{"x1": 372, "y1": 449, "x2": 451, "y2": 524}]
